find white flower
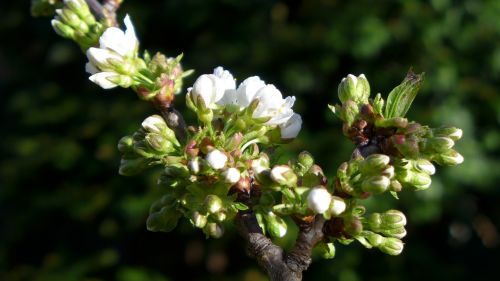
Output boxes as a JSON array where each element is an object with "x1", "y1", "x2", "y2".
[
  {"x1": 252, "y1": 85, "x2": 295, "y2": 125},
  {"x1": 86, "y1": 15, "x2": 138, "y2": 89},
  {"x1": 191, "y1": 67, "x2": 235, "y2": 109},
  {"x1": 307, "y1": 188, "x2": 332, "y2": 214},
  {"x1": 222, "y1": 168, "x2": 241, "y2": 184},
  {"x1": 280, "y1": 113, "x2": 302, "y2": 139},
  {"x1": 219, "y1": 76, "x2": 266, "y2": 108},
  {"x1": 330, "y1": 196, "x2": 347, "y2": 216},
  {"x1": 205, "y1": 150, "x2": 228, "y2": 170}
]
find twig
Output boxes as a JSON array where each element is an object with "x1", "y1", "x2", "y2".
[
  {"x1": 103, "y1": 0, "x2": 123, "y2": 27},
  {"x1": 236, "y1": 211, "x2": 326, "y2": 281}
]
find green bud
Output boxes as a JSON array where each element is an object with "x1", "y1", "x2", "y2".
[
  {"x1": 198, "y1": 109, "x2": 213, "y2": 124},
  {"x1": 265, "y1": 212, "x2": 288, "y2": 238},
  {"x1": 163, "y1": 164, "x2": 189, "y2": 178},
  {"x1": 362, "y1": 175, "x2": 390, "y2": 193},
  {"x1": 365, "y1": 231, "x2": 384, "y2": 247},
  {"x1": 379, "y1": 226, "x2": 407, "y2": 239},
  {"x1": 374, "y1": 117, "x2": 408, "y2": 128},
  {"x1": 203, "y1": 195, "x2": 223, "y2": 214},
  {"x1": 431, "y1": 127, "x2": 463, "y2": 141},
  {"x1": 434, "y1": 149, "x2": 464, "y2": 166},
  {"x1": 397, "y1": 170, "x2": 431, "y2": 190},
  {"x1": 145, "y1": 133, "x2": 174, "y2": 154},
  {"x1": 191, "y1": 211, "x2": 208, "y2": 228},
  {"x1": 119, "y1": 156, "x2": 149, "y2": 176},
  {"x1": 382, "y1": 210, "x2": 407, "y2": 227},
  {"x1": 204, "y1": 222, "x2": 224, "y2": 238},
  {"x1": 57, "y1": 8, "x2": 82, "y2": 29},
  {"x1": 341, "y1": 100, "x2": 360, "y2": 126},
  {"x1": 338, "y1": 74, "x2": 370, "y2": 104},
  {"x1": 413, "y1": 159, "x2": 435, "y2": 175},
  {"x1": 317, "y1": 242, "x2": 336, "y2": 259},
  {"x1": 118, "y1": 135, "x2": 134, "y2": 153},
  {"x1": 212, "y1": 211, "x2": 227, "y2": 223},
  {"x1": 146, "y1": 206, "x2": 182, "y2": 232},
  {"x1": 360, "y1": 154, "x2": 391, "y2": 174},
  {"x1": 424, "y1": 137, "x2": 455, "y2": 153},
  {"x1": 270, "y1": 165, "x2": 297, "y2": 187},
  {"x1": 389, "y1": 179, "x2": 402, "y2": 192},
  {"x1": 51, "y1": 19, "x2": 75, "y2": 39},
  {"x1": 372, "y1": 93, "x2": 385, "y2": 115},
  {"x1": 379, "y1": 237, "x2": 404, "y2": 255},
  {"x1": 298, "y1": 151, "x2": 315, "y2": 173}
]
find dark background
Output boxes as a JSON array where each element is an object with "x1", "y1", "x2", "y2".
[{"x1": 1, "y1": 0, "x2": 500, "y2": 280}]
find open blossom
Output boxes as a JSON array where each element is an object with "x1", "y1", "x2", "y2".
[
  {"x1": 85, "y1": 15, "x2": 138, "y2": 89},
  {"x1": 280, "y1": 113, "x2": 302, "y2": 139},
  {"x1": 218, "y1": 76, "x2": 266, "y2": 108},
  {"x1": 252, "y1": 85, "x2": 296, "y2": 125},
  {"x1": 190, "y1": 67, "x2": 235, "y2": 109}
]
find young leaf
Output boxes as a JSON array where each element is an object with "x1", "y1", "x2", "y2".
[{"x1": 384, "y1": 70, "x2": 424, "y2": 118}]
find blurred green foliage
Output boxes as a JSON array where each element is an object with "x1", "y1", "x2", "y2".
[{"x1": 1, "y1": 0, "x2": 499, "y2": 280}]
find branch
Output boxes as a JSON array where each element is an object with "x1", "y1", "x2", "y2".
[{"x1": 236, "y1": 212, "x2": 326, "y2": 281}]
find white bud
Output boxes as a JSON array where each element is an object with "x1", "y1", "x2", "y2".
[
  {"x1": 141, "y1": 115, "x2": 166, "y2": 134},
  {"x1": 222, "y1": 168, "x2": 241, "y2": 184},
  {"x1": 270, "y1": 165, "x2": 297, "y2": 186},
  {"x1": 279, "y1": 113, "x2": 302, "y2": 139},
  {"x1": 415, "y1": 159, "x2": 436, "y2": 175},
  {"x1": 307, "y1": 187, "x2": 332, "y2": 214},
  {"x1": 205, "y1": 150, "x2": 228, "y2": 170},
  {"x1": 188, "y1": 158, "x2": 201, "y2": 174},
  {"x1": 330, "y1": 196, "x2": 347, "y2": 216}
]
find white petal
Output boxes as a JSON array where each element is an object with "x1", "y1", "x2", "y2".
[
  {"x1": 205, "y1": 150, "x2": 228, "y2": 170},
  {"x1": 213, "y1": 66, "x2": 236, "y2": 91},
  {"x1": 89, "y1": 72, "x2": 119, "y2": 89},
  {"x1": 99, "y1": 27, "x2": 128, "y2": 55},
  {"x1": 85, "y1": 62, "x2": 99, "y2": 74},
  {"x1": 217, "y1": 89, "x2": 239, "y2": 106},
  {"x1": 236, "y1": 76, "x2": 266, "y2": 107},
  {"x1": 123, "y1": 14, "x2": 139, "y2": 55},
  {"x1": 192, "y1": 74, "x2": 217, "y2": 107},
  {"x1": 86, "y1": 47, "x2": 121, "y2": 70},
  {"x1": 280, "y1": 113, "x2": 302, "y2": 139}
]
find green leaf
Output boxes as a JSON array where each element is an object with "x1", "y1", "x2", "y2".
[
  {"x1": 233, "y1": 202, "x2": 249, "y2": 211},
  {"x1": 384, "y1": 70, "x2": 424, "y2": 118}
]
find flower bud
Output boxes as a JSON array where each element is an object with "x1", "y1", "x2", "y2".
[
  {"x1": 188, "y1": 157, "x2": 201, "y2": 174},
  {"x1": 380, "y1": 227, "x2": 407, "y2": 239},
  {"x1": 142, "y1": 115, "x2": 167, "y2": 134},
  {"x1": 431, "y1": 127, "x2": 463, "y2": 141},
  {"x1": 119, "y1": 156, "x2": 148, "y2": 176},
  {"x1": 362, "y1": 176, "x2": 390, "y2": 193},
  {"x1": 397, "y1": 170, "x2": 431, "y2": 190},
  {"x1": 365, "y1": 232, "x2": 385, "y2": 247},
  {"x1": 205, "y1": 149, "x2": 228, "y2": 170},
  {"x1": 191, "y1": 211, "x2": 207, "y2": 228},
  {"x1": 213, "y1": 211, "x2": 227, "y2": 222},
  {"x1": 265, "y1": 212, "x2": 288, "y2": 238},
  {"x1": 389, "y1": 180, "x2": 403, "y2": 192},
  {"x1": 382, "y1": 210, "x2": 407, "y2": 227},
  {"x1": 414, "y1": 159, "x2": 435, "y2": 175},
  {"x1": 344, "y1": 217, "x2": 363, "y2": 236},
  {"x1": 224, "y1": 132, "x2": 243, "y2": 151},
  {"x1": 279, "y1": 113, "x2": 302, "y2": 139},
  {"x1": 270, "y1": 165, "x2": 297, "y2": 187},
  {"x1": 146, "y1": 207, "x2": 181, "y2": 232},
  {"x1": 204, "y1": 222, "x2": 224, "y2": 238},
  {"x1": 425, "y1": 137, "x2": 455, "y2": 153},
  {"x1": 307, "y1": 188, "x2": 332, "y2": 214},
  {"x1": 203, "y1": 195, "x2": 223, "y2": 214},
  {"x1": 338, "y1": 74, "x2": 370, "y2": 104},
  {"x1": 118, "y1": 135, "x2": 134, "y2": 153},
  {"x1": 434, "y1": 149, "x2": 464, "y2": 166},
  {"x1": 381, "y1": 165, "x2": 395, "y2": 179},
  {"x1": 341, "y1": 100, "x2": 359, "y2": 126},
  {"x1": 145, "y1": 133, "x2": 174, "y2": 154},
  {"x1": 222, "y1": 168, "x2": 241, "y2": 184},
  {"x1": 329, "y1": 196, "x2": 347, "y2": 216},
  {"x1": 379, "y1": 237, "x2": 404, "y2": 255},
  {"x1": 51, "y1": 19, "x2": 75, "y2": 39},
  {"x1": 360, "y1": 154, "x2": 390, "y2": 173},
  {"x1": 298, "y1": 151, "x2": 315, "y2": 173}
]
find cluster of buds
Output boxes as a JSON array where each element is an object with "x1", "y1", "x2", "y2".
[
  {"x1": 118, "y1": 115, "x2": 181, "y2": 176},
  {"x1": 51, "y1": 0, "x2": 105, "y2": 50}
]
